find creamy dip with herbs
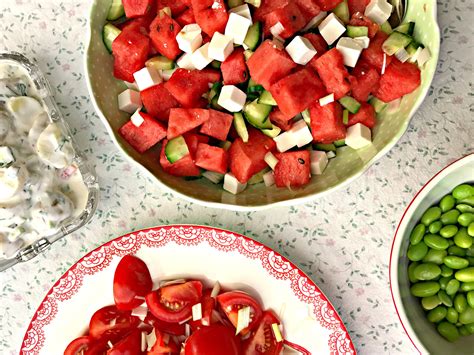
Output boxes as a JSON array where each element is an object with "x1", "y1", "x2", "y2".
[{"x1": 0, "y1": 61, "x2": 88, "y2": 259}]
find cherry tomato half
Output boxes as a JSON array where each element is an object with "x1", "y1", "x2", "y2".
[
  {"x1": 89, "y1": 305, "x2": 140, "y2": 341},
  {"x1": 243, "y1": 310, "x2": 284, "y2": 355},
  {"x1": 113, "y1": 255, "x2": 152, "y2": 310},
  {"x1": 146, "y1": 280, "x2": 203, "y2": 323},
  {"x1": 106, "y1": 329, "x2": 143, "y2": 355},
  {"x1": 184, "y1": 324, "x2": 242, "y2": 355},
  {"x1": 217, "y1": 291, "x2": 263, "y2": 335}
]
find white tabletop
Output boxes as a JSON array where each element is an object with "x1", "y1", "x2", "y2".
[{"x1": 1, "y1": 1, "x2": 473, "y2": 354}]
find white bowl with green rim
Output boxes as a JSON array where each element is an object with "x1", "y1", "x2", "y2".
[
  {"x1": 85, "y1": 1, "x2": 440, "y2": 210},
  {"x1": 390, "y1": 153, "x2": 474, "y2": 354}
]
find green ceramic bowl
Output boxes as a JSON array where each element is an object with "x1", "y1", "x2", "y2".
[{"x1": 85, "y1": 1, "x2": 440, "y2": 210}]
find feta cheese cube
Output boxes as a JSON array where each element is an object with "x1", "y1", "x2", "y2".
[
  {"x1": 130, "y1": 109, "x2": 145, "y2": 127},
  {"x1": 191, "y1": 43, "x2": 213, "y2": 70},
  {"x1": 208, "y1": 32, "x2": 234, "y2": 61},
  {"x1": 289, "y1": 120, "x2": 313, "y2": 148},
  {"x1": 217, "y1": 85, "x2": 246, "y2": 112},
  {"x1": 319, "y1": 93, "x2": 335, "y2": 106},
  {"x1": 286, "y1": 36, "x2": 317, "y2": 65},
  {"x1": 273, "y1": 131, "x2": 296, "y2": 153},
  {"x1": 270, "y1": 22, "x2": 285, "y2": 39},
  {"x1": 263, "y1": 171, "x2": 275, "y2": 187},
  {"x1": 264, "y1": 152, "x2": 279, "y2": 170},
  {"x1": 225, "y1": 12, "x2": 252, "y2": 45},
  {"x1": 177, "y1": 52, "x2": 196, "y2": 70},
  {"x1": 395, "y1": 47, "x2": 410, "y2": 63},
  {"x1": 364, "y1": 0, "x2": 393, "y2": 25},
  {"x1": 223, "y1": 173, "x2": 247, "y2": 194},
  {"x1": 118, "y1": 89, "x2": 142, "y2": 114},
  {"x1": 417, "y1": 47, "x2": 431, "y2": 67},
  {"x1": 318, "y1": 13, "x2": 346, "y2": 45},
  {"x1": 176, "y1": 24, "x2": 203, "y2": 53},
  {"x1": 336, "y1": 37, "x2": 363, "y2": 67},
  {"x1": 124, "y1": 81, "x2": 139, "y2": 90},
  {"x1": 345, "y1": 123, "x2": 372, "y2": 149},
  {"x1": 133, "y1": 67, "x2": 162, "y2": 91},
  {"x1": 327, "y1": 151, "x2": 336, "y2": 159},
  {"x1": 310, "y1": 151, "x2": 328, "y2": 175},
  {"x1": 302, "y1": 11, "x2": 328, "y2": 32},
  {"x1": 354, "y1": 36, "x2": 370, "y2": 49},
  {"x1": 229, "y1": 4, "x2": 252, "y2": 21}
]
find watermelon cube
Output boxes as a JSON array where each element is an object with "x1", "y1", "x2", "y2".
[
  {"x1": 149, "y1": 13, "x2": 182, "y2": 60},
  {"x1": 118, "y1": 112, "x2": 167, "y2": 153},
  {"x1": 309, "y1": 101, "x2": 346, "y2": 143},
  {"x1": 191, "y1": 0, "x2": 229, "y2": 37},
  {"x1": 315, "y1": 0, "x2": 343, "y2": 11},
  {"x1": 184, "y1": 133, "x2": 209, "y2": 157},
  {"x1": 349, "y1": 61, "x2": 380, "y2": 102},
  {"x1": 254, "y1": 0, "x2": 289, "y2": 21},
  {"x1": 303, "y1": 33, "x2": 328, "y2": 68},
  {"x1": 159, "y1": 140, "x2": 201, "y2": 176},
  {"x1": 140, "y1": 84, "x2": 179, "y2": 121},
  {"x1": 157, "y1": 0, "x2": 190, "y2": 16},
  {"x1": 314, "y1": 48, "x2": 351, "y2": 100},
  {"x1": 121, "y1": 16, "x2": 154, "y2": 35},
  {"x1": 270, "y1": 68, "x2": 327, "y2": 118},
  {"x1": 167, "y1": 108, "x2": 210, "y2": 139},
  {"x1": 112, "y1": 29, "x2": 150, "y2": 83},
  {"x1": 123, "y1": 0, "x2": 153, "y2": 18},
  {"x1": 221, "y1": 48, "x2": 248, "y2": 85},
  {"x1": 348, "y1": 0, "x2": 370, "y2": 15},
  {"x1": 295, "y1": 0, "x2": 322, "y2": 23},
  {"x1": 247, "y1": 40, "x2": 298, "y2": 90},
  {"x1": 348, "y1": 12, "x2": 379, "y2": 38},
  {"x1": 200, "y1": 109, "x2": 233, "y2": 141},
  {"x1": 346, "y1": 102, "x2": 376, "y2": 128},
  {"x1": 270, "y1": 108, "x2": 293, "y2": 131},
  {"x1": 176, "y1": 8, "x2": 195, "y2": 27},
  {"x1": 229, "y1": 128, "x2": 276, "y2": 183},
  {"x1": 374, "y1": 59, "x2": 421, "y2": 102},
  {"x1": 263, "y1": 2, "x2": 307, "y2": 39},
  {"x1": 195, "y1": 143, "x2": 228, "y2": 174},
  {"x1": 274, "y1": 150, "x2": 311, "y2": 188},
  {"x1": 360, "y1": 31, "x2": 392, "y2": 71}
]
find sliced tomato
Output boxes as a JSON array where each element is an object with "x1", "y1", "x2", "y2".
[
  {"x1": 148, "y1": 328, "x2": 180, "y2": 354},
  {"x1": 113, "y1": 255, "x2": 153, "y2": 310},
  {"x1": 106, "y1": 329, "x2": 143, "y2": 355},
  {"x1": 144, "y1": 311, "x2": 186, "y2": 336},
  {"x1": 89, "y1": 305, "x2": 140, "y2": 341},
  {"x1": 146, "y1": 280, "x2": 203, "y2": 323},
  {"x1": 184, "y1": 324, "x2": 242, "y2": 355},
  {"x1": 189, "y1": 289, "x2": 216, "y2": 330},
  {"x1": 217, "y1": 291, "x2": 263, "y2": 335},
  {"x1": 243, "y1": 311, "x2": 284, "y2": 355},
  {"x1": 64, "y1": 336, "x2": 100, "y2": 355}
]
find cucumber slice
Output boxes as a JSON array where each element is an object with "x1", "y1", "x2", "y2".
[
  {"x1": 334, "y1": 139, "x2": 346, "y2": 147},
  {"x1": 146, "y1": 56, "x2": 175, "y2": 71},
  {"x1": 107, "y1": 0, "x2": 125, "y2": 21},
  {"x1": 395, "y1": 22, "x2": 415, "y2": 35},
  {"x1": 248, "y1": 84, "x2": 264, "y2": 94},
  {"x1": 244, "y1": 22, "x2": 262, "y2": 51},
  {"x1": 248, "y1": 167, "x2": 270, "y2": 185},
  {"x1": 103, "y1": 23, "x2": 121, "y2": 53},
  {"x1": 369, "y1": 97, "x2": 388, "y2": 113},
  {"x1": 342, "y1": 109, "x2": 349, "y2": 125},
  {"x1": 245, "y1": 0, "x2": 261, "y2": 7},
  {"x1": 243, "y1": 49, "x2": 254, "y2": 61},
  {"x1": 211, "y1": 96, "x2": 223, "y2": 110},
  {"x1": 234, "y1": 112, "x2": 249, "y2": 143},
  {"x1": 261, "y1": 124, "x2": 281, "y2": 138},
  {"x1": 406, "y1": 41, "x2": 423, "y2": 56},
  {"x1": 243, "y1": 99, "x2": 272, "y2": 129},
  {"x1": 211, "y1": 60, "x2": 221, "y2": 69},
  {"x1": 347, "y1": 26, "x2": 368, "y2": 38},
  {"x1": 382, "y1": 31, "x2": 412, "y2": 56},
  {"x1": 339, "y1": 96, "x2": 361, "y2": 114},
  {"x1": 228, "y1": 0, "x2": 244, "y2": 7},
  {"x1": 165, "y1": 136, "x2": 189, "y2": 163},
  {"x1": 314, "y1": 143, "x2": 336, "y2": 152},
  {"x1": 333, "y1": 0, "x2": 350, "y2": 24},
  {"x1": 380, "y1": 21, "x2": 393, "y2": 35},
  {"x1": 209, "y1": 82, "x2": 223, "y2": 101},
  {"x1": 302, "y1": 109, "x2": 311, "y2": 125},
  {"x1": 258, "y1": 90, "x2": 277, "y2": 106}
]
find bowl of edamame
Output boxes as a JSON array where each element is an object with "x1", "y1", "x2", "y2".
[{"x1": 390, "y1": 153, "x2": 474, "y2": 354}]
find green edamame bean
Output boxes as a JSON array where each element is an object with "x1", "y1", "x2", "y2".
[
  {"x1": 455, "y1": 267, "x2": 474, "y2": 282},
  {"x1": 458, "y1": 213, "x2": 474, "y2": 227},
  {"x1": 424, "y1": 234, "x2": 450, "y2": 250},
  {"x1": 466, "y1": 246, "x2": 474, "y2": 257},
  {"x1": 441, "y1": 210, "x2": 461, "y2": 225},
  {"x1": 459, "y1": 326, "x2": 470, "y2": 336},
  {"x1": 408, "y1": 262, "x2": 419, "y2": 283},
  {"x1": 443, "y1": 256, "x2": 469, "y2": 270},
  {"x1": 466, "y1": 322, "x2": 474, "y2": 334},
  {"x1": 411, "y1": 281, "x2": 440, "y2": 297},
  {"x1": 422, "y1": 295, "x2": 442, "y2": 310},
  {"x1": 440, "y1": 225, "x2": 458, "y2": 238},
  {"x1": 468, "y1": 222, "x2": 474, "y2": 237},
  {"x1": 454, "y1": 294, "x2": 468, "y2": 313},
  {"x1": 413, "y1": 263, "x2": 441, "y2": 280},
  {"x1": 446, "y1": 279, "x2": 460, "y2": 296},
  {"x1": 438, "y1": 290, "x2": 453, "y2": 307},
  {"x1": 457, "y1": 204, "x2": 474, "y2": 213},
  {"x1": 410, "y1": 224, "x2": 426, "y2": 245},
  {"x1": 467, "y1": 290, "x2": 474, "y2": 308},
  {"x1": 422, "y1": 207, "x2": 442, "y2": 226},
  {"x1": 460, "y1": 282, "x2": 474, "y2": 292},
  {"x1": 439, "y1": 276, "x2": 451, "y2": 290},
  {"x1": 448, "y1": 245, "x2": 467, "y2": 257},
  {"x1": 459, "y1": 196, "x2": 474, "y2": 206},
  {"x1": 427, "y1": 306, "x2": 447, "y2": 322},
  {"x1": 459, "y1": 307, "x2": 474, "y2": 325},
  {"x1": 437, "y1": 321, "x2": 460, "y2": 342},
  {"x1": 423, "y1": 249, "x2": 448, "y2": 264},
  {"x1": 440, "y1": 195, "x2": 456, "y2": 212},
  {"x1": 453, "y1": 184, "x2": 474, "y2": 200},
  {"x1": 440, "y1": 264, "x2": 453, "y2": 277},
  {"x1": 468, "y1": 257, "x2": 474, "y2": 266},
  {"x1": 453, "y1": 228, "x2": 473, "y2": 249},
  {"x1": 429, "y1": 221, "x2": 443, "y2": 234},
  {"x1": 446, "y1": 307, "x2": 458, "y2": 323},
  {"x1": 408, "y1": 242, "x2": 429, "y2": 261}
]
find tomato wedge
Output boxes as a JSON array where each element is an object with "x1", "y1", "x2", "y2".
[
  {"x1": 184, "y1": 324, "x2": 242, "y2": 355},
  {"x1": 188, "y1": 288, "x2": 216, "y2": 330},
  {"x1": 113, "y1": 255, "x2": 153, "y2": 310},
  {"x1": 89, "y1": 305, "x2": 140, "y2": 341},
  {"x1": 144, "y1": 311, "x2": 186, "y2": 336},
  {"x1": 217, "y1": 291, "x2": 263, "y2": 335},
  {"x1": 64, "y1": 336, "x2": 100, "y2": 355},
  {"x1": 148, "y1": 328, "x2": 180, "y2": 354},
  {"x1": 243, "y1": 311, "x2": 284, "y2": 355},
  {"x1": 146, "y1": 280, "x2": 203, "y2": 323},
  {"x1": 106, "y1": 328, "x2": 143, "y2": 354}
]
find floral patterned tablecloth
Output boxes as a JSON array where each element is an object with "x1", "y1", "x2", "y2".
[{"x1": 0, "y1": 1, "x2": 473, "y2": 354}]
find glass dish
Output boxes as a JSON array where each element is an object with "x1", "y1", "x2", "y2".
[{"x1": 0, "y1": 52, "x2": 99, "y2": 271}]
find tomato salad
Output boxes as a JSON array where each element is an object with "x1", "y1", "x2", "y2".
[
  {"x1": 64, "y1": 255, "x2": 302, "y2": 354},
  {"x1": 103, "y1": 0, "x2": 430, "y2": 193}
]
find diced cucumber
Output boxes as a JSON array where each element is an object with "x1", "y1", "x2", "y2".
[
  {"x1": 245, "y1": 0, "x2": 261, "y2": 7},
  {"x1": 234, "y1": 112, "x2": 249, "y2": 143},
  {"x1": 202, "y1": 171, "x2": 225, "y2": 184},
  {"x1": 209, "y1": 82, "x2": 223, "y2": 101},
  {"x1": 165, "y1": 136, "x2": 189, "y2": 163},
  {"x1": 247, "y1": 78, "x2": 259, "y2": 88},
  {"x1": 380, "y1": 21, "x2": 393, "y2": 35},
  {"x1": 406, "y1": 41, "x2": 424, "y2": 56},
  {"x1": 228, "y1": 0, "x2": 244, "y2": 7},
  {"x1": 302, "y1": 109, "x2": 311, "y2": 125},
  {"x1": 103, "y1": 23, "x2": 121, "y2": 53},
  {"x1": 314, "y1": 143, "x2": 336, "y2": 152},
  {"x1": 258, "y1": 90, "x2": 277, "y2": 106},
  {"x1": 244, "y1": 22, "x2": 262, "y2": 51},
  {"x1": 369, "y1": 97, "x2": 388, "y2": 113},
  {"x1": 382, "y1": 31, "x2": 412, "y2": 56},
  {"x1": 243, "y1": 50, "x2": 254, "y2": 61},
  {"x1": 248, "y1": 84, "x2": 264, "y2": 94},
  {"x1": 339, "y1": 96, "x2": 361, "y2": 114},
  {"x1": 342, "y1": 109, "x2": 349, "y2": 125},
  {"x1": 211, "y1": 60, "x2": 221, "y2": 69},
  {"x1": 334, "y1": 139, "x2": 346, "y2": 147},
  {"x1": 211, "y1": 96, "x2": 223, "y2": 110},
  {"x1": 248, "y1": 168, "x2": 270, "y2": 185},
  {"x1": 146, "y1": 56, "x2": 175, "y2": 71},
  {"x1": 220, "y1": 141, "x2": 232, "y2": 151},
  {"x1": 347, "y1": 26, "x2": 368, "y2": 38},
  {"x1": 395, "y1": 22, "x2": 415, "y2": 36},
  {"x1": 261, "y1": 124, "x2": 281, "y2": 138},
  {"x1": 333, "y1": 0, "x2": 350, "y2": 24},
  {"x1": 107, "y1": 0, "x2": 125, "y2": 21},
  {"x1": 243, "y1": 99, "x2": 272, "y2": 129}
]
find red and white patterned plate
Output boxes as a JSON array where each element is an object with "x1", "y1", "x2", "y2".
[{"x1": 20, "y1": 225, "x2": 355, "y2": 354}]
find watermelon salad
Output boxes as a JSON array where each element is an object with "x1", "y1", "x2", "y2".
[{"x1": 102, "y1": 0, "x2": 431, "y2": 193}]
